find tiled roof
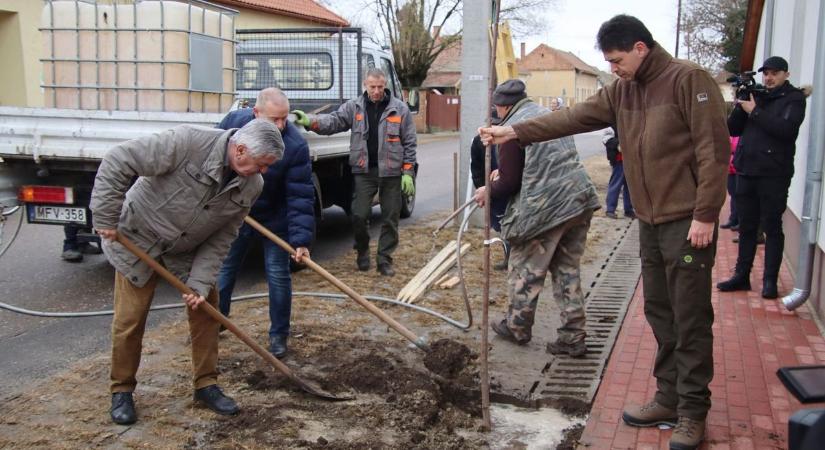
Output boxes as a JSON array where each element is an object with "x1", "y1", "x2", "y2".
[
  {"x1": 421, "y1": 72, "x2": 461, "y2": 88},
  {"x1": 428, "y1": 39, "x2": 462, "y2": 73},
  {"x1": 216, "y1": 0, "x2": 349, "y2": 27},
  {"x1": 517, "y1": 43, "x2": 598, "y2": 76}
]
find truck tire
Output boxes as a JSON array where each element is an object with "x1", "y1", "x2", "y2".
[{"x1": 400, "y1": 187, "x2": 415, "y2": 219}]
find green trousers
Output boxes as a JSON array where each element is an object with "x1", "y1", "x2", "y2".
[
  {"x1": 351, "y1": 167, "x2": 401, "y2": 266},
  {"x1": 639, "y1": 217, "x2": 717, "y2": 420}
]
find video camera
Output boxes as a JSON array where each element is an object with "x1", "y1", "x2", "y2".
[{"x1": 726, "y1": 71, "x2": 768, "y2": 101}]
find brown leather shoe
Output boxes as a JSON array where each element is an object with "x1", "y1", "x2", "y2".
[
  {"x1": 622, "y1": 400, "x2": 678, "y2": 427},
  {"x1": 669, "y1": 416, "x2": 705, "y2": 450}
]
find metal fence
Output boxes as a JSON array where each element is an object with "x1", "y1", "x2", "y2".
[{"x1": 235, "y1": 28, "x2": 363, "y2": 113}]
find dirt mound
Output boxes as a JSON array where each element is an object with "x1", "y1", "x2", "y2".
[
  {"x1": 334, "y1": 353, "x2": 399, "y2": 393},
  {"x1": 423, "y1": 338, "x2": 474, "y2": 379}
]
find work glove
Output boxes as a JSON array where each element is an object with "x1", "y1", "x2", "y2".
[
  {"x1": 292, "y1": 110, "x2": 311, "y2": 127},
  {"x1": 401, "y1": 174, "x2": 415, "y2": 196}
]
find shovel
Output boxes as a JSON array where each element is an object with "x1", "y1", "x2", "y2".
[
  {"x1": 115, "y1": 234, "x2": 350, "y2": 401},
  {"x1": 243, "y1": 216, "x2": 430, "y2": 352}
]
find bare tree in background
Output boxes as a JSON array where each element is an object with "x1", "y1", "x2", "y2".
[
  {"x1": 345, "y1": 0, "x2": 556, "y2": 88},
  {"x1": 680, "y1": 0, "x2": 747, "y2": 72}
]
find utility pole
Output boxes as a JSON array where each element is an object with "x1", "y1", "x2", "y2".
[
  {"x1": 675, "y1": 0, "x2": 682, "y2": 58},
  {"x1": 459, "y1": 0, "x2": 492, "y2": 215}
]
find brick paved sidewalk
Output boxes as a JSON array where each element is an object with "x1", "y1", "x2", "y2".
[{"x1": 578, "y1": 219, "x2": 825, "y2": 449}]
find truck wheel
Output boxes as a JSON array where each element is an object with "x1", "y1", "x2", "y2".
[{"x1": 400, "y1": 188, "x2": 415, "y2": 219}]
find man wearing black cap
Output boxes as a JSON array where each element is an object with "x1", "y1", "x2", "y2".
[
  {"x1": 717, "y1": 56, "x2": 808, "y2": 299},
  {"x1": 473, "y1": 79, "x2": 600, "y2": 358}
]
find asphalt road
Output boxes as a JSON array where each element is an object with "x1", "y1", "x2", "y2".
[{"x1": 0, "y1": 130, "x2": 606, "y2": 401}]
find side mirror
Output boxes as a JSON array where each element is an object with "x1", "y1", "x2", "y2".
[{"x1": 406, "y1": 88, "x2": 420, "y2": 113}]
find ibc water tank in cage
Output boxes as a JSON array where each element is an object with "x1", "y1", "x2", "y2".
[{"x1": 41, "y1": 0, "x2": 237, "y2": 113}]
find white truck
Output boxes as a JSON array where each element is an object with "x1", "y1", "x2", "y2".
[{"x1": 0, "y1": 1, "x2": 415, "y2": 251}]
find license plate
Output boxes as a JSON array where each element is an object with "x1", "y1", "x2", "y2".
[{"x1": 27, "y1": 204, "x2": 88, "y2": 225}]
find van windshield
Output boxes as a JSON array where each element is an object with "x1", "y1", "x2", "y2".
[{"x1": 237, "y1": 53, "x2": 333, "y2": 91}]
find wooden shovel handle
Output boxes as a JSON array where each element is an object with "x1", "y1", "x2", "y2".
[{"x1": 243, "y1": 216, "x2": 429, "y2": 351}]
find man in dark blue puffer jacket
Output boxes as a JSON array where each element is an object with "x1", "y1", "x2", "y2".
[{"x1": 216, "y1": 88, "x2": 315, "y2": 358}]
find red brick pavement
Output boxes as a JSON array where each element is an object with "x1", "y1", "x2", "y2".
[{"x1": 578, "y1": 219, "x2": 825, "y2": 449}]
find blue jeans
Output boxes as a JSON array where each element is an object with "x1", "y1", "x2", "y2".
[
  {"x1": 606, "y1": 163, "x2": 633, "y2": 215},
  {"x1": 217, "y1": 223, "x2": 292, "y2": 338}
]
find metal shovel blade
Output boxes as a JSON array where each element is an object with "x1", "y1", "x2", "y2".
[{"x1": 115, "y1": 234, "x2": 351, "y2": 401}]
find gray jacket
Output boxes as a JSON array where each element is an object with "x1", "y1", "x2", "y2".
[
  {"x1": 499, "y1": 99, "x2": 600, "y2": 242},
  {"x1": 91, "y1": 125, "x2": 264, "y2": 297},
  {"x1": 309, "y1": 91, "x2": 417, "y2": 177}
]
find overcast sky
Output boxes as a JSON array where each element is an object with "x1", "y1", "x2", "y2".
[
  {"x1": 324, "y1": 0, "x2": 680, "y2": 72},
  {"x1": 520, "y1": 0, "x2": 679, "y2": 71}
]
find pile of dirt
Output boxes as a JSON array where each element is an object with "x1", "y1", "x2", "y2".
[
  {"x1": 188, "y1": 338, "x2": 484, "y2": 449},
  {"x1": 423, "y1": 338, "x2": 474, "y2": 379}
]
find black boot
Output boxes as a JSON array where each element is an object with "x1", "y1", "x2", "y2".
[
  {"x1": 761, "y1": 279, "x2": 778, "y2": 299},
  {"x1": 110, "y1": 392, "x2": 137, "y2": 425},
  {"x1": 717, "y1": 272, "x2": 751, "y2": 292},
  {"x1": 269, "y1": 335, "x2": 288, "y2": 359},
  {"x1": 377, "y1": 262, "x2": 395, "y2": 277},
  {"x1": 194, "y1": 385, "x2": 239, "y2": 416},
  {"x1": 356, "y1": 251, "x2": 370, "y2": 271}
]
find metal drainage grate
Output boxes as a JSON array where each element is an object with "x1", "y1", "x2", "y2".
[{"x1": 532, "y1": 220, "x2": 641, "y2": 405}]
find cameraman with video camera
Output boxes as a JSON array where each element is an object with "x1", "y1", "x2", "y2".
[{"x1": 717, "y1": 56, "x2": 808, "y2": 299}]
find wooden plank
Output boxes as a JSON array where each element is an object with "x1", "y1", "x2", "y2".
[
  {"x1": 438, "y1": 276, "x2": 461, "y2": 289},
  {"x1": 397, "y1": 240, "x2": 456, "y2": 301},
  {"x1": 399, "y1": 240, "x2": 456, "y2": 301},
  {"x1": 435, "y1": 272, "x2": 454, "y2": 286},
  {"x1": 407, "y1": 243, "x2": 470, "y2": 304}
]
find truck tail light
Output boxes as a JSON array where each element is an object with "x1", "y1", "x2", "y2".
[{"x1": 18, "y1": 185, "x2": 75, "y2": 205}]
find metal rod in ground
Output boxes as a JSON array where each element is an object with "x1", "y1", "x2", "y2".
[
  {"x1": 115, "y1": 234, "x2": 348, "y2": 401},
  {"x1": 244, "y1": 216, "x2": 430, "y2": 351},
  {"x1": 434, "y1": 198, "x2": 476, "y2": 235},
  {"x1": 480, "y1": 0, "x2": 503, "y2": 432}
]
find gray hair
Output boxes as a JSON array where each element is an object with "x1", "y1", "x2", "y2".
[
  {"x1": 365, "y1": 67, "x2": 386, "y2": 81},
  {"x1": 256, "y1": 87, "x2": 289, "y2": 110},
  {"x1": 231, "y1": 118, "x2": 284, "y2": 160}
]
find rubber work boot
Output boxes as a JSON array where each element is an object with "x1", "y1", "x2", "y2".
[
  {"x1": 716, "y1": 271, "x2": 751, "y2": 292},
  {"x1": 761, "y1": 279, "x2": 778, "y2": 299},
  {"x1": 356, "y1": 252, "x2": 370, "y2": 271},
  {"x1": 269, "y1": 335, "x2": 288, "y2": 359},
  {"x1": 546, "y1": 339, "x2": 587, "y2": 357},
  {"x1": 491, "y1": 319, "x2": 530, "y2": 345},
  {"x1": 194, "y1": 385, "x2": 239, "y2": 416},
  {"x1": 61, "y1": 248, "x2": 83, "y2": 262},
  {"x1": 110, "y1": 392, "x2": 137, "y2": 425},
  {"x1": 669, "y1": 416, "x2": 705, "y2": 450},
  {"x1": 622, "y1": 400, "x2": 678, "y2": 427}
]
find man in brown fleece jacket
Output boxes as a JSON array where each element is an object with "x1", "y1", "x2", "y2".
[{"x1": 479, "y1": 15, "x2": 728, "y2": 450}]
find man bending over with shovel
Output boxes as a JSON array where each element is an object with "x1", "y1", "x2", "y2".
[{"x1": 91, "y1": 119, "x2": 284, "y2": 425}]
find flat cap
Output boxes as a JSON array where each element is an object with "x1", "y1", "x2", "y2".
[{"x1": 492, "y1": 79, "x2": 527, "y2": 106}]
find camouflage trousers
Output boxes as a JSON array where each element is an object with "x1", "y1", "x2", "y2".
[{"x1": 505, "y1": 209, "x2": 592, "y2": 344}]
